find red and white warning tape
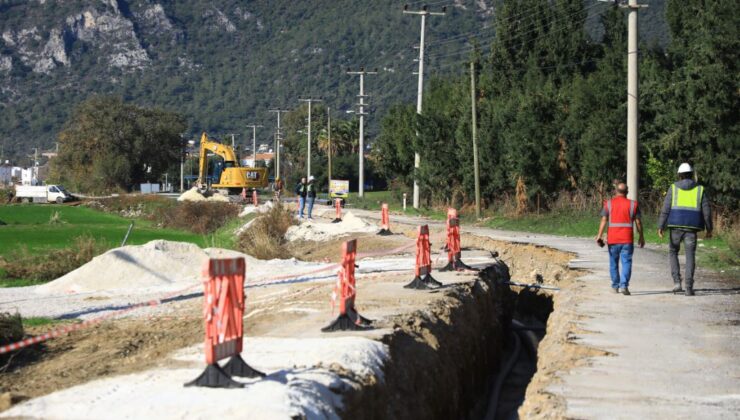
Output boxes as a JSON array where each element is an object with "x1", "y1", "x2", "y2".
[{"x1": 0, "y1": 238, "x2": 418, "y2": 355}]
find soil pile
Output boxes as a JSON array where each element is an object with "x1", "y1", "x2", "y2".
[
  {"x1": 36, "y1": 241, "x2": 208, "y2": 294},
  {"x1": 177, "y1": 188, "x2": 230, "y2": 203},
  {"x1": 177, "y1": 187, "x2": 206, "y2": 202},
  {"x1": 33, "y1": 240, "x2": 333, "y2": 295},
  {"x1": 239, "y1": 201, "x2": 274, "y2": 217},
  {"x1": 285, "y1": 212, "x2": 377, "y2": 242}
]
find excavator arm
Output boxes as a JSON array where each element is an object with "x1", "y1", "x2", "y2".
[
  {"x1": 197, "y1": 132, "x2": 239, "y2": 188},
  {"x1": 195, "y1": 131, "x2": 268, "y2": 192}
]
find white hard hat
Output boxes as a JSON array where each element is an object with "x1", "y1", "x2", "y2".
[
  {"x1": 677, "y1": 163, "x2": 693, "y2": 174},
  {"x1": 308, "y1": 175, "x2": 315, "y2": 181}
]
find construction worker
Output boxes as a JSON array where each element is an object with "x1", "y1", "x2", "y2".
[
  {"x1": 295, "y1": 177, "x2": 307, "y2": 219},
  {"x1": 657, "y1": 163, "x2": 712, "y2": 296},
  {"x1": 596, "y1": 182, "x2": 646, "y2": 295},
  {"x1": 306, "y1": 175, "x2": 316, "y2": 220}
]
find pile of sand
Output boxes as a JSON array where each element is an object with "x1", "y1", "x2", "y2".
[
  {"x1": 239, "y1": 201, "x2": 274, "y2": 217},
  {"x1": 177, "y1": 187, "x2": 206, "y2": 202},
  {"x1": 35, "y1": 240, "x2": 334, "y2": 295},
  {"x1": 284, "y1": 212, "x2": 377, "y2": 242},
  {"x1": 177, "y1": 187, "x2": 230, "y2": 202}
]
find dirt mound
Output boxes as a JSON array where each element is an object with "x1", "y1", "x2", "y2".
[
  {"x1": 177, "y1": 188, "x2": 230, "y2": 203},
  {"x1": 239, "y1": 201, "x2": 274, "y2": 217},
  {"x1": 285, "y1": 212, "x2": 377, "y2": 242},
  {"x1": 177, "y1": 187, "x2": 206, "y2": 202},
  {"x1": 36, "y1": 240, "x2": 208, "y2": 294}
]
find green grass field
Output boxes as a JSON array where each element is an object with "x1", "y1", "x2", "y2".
[
  {"x1": 0, "y1": 204, "x2": 253, "y2": 287},
  {"x1": 0, "y1": 205, "x2": 207, "y2": 256}
]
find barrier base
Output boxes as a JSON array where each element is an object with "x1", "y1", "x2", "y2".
[
  {"x1": 222, "y1": 354, "x2": 265, "y2": 378},
  {"x1": 377, "y1": 228, "x2": 393, "y2": 236},
  {"x1": 184, "y1": 364, "x2": 245, "y2": 388},
  {"x1": 331, "y1": 218, "x2": 342, "y2": 223},
  {"x1": 439, "y1": 259, "x2": 479, "y2": 272},
  {"x1": 404, "y1": 274, "x2": 443, "y2": 289},
  {"x1": 321, "y1": 311, "x2": 373, "y2": 332}
]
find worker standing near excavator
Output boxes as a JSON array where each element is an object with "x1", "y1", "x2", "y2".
[
  {"x1": 657, "y1": 163, "x2": 713, "y2": 296},
  {"x1": 295, "y1": 177, "x2": 307, "y2": 219}
]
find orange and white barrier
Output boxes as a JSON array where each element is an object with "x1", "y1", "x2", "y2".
[
  {"x1": 377, "y1": 203, "x2": 392, "y2": 235},
  {"x1": 185, "y1": 257, "x2": 264, "y2": 388},
  {"x1": 440, "y1": 208, "x2": 476, "y2": 272},
  {"x1": 405, "y1": 225, "x2": 443, "y2": 289},
  {"x1": 322, "y1": 239, "x2": 372, "y2": 332},
  {"x1": 331, "y1": 198, "x2": 343, "y2": 223}
]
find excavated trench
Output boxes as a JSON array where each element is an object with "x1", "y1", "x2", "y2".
[{"x1": 342, "y1": 259, "x2": 555, "y2": 420}]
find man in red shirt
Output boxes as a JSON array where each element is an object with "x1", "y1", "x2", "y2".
[{"x1": 596, "y1": 183, "x2": 646, "y2": 295}]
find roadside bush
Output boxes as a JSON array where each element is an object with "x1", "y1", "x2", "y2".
[
  {"x1": 86, "y1": 194, "x2": 175, "y2": 219},
  {"x1": 156, "y1": 201, "x2": 240, "y2": 235},
  {"x1": 0, "y1": 235, "x2": 108, "y2": 282},
  {"x1": 237, "y1": 204, "x2": 296, "y2": 260},
  {"x1": 0, "y1": 313, "x2": 23, "y2": 347}
]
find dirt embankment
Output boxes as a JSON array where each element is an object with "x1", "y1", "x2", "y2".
[{"x1": 339, "y1": 261, "x2": 512, "y2": 419}]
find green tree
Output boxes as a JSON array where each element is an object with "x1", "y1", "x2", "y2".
[{"x1": 51, "y1": 96, "x2": 186, "y2": 193}]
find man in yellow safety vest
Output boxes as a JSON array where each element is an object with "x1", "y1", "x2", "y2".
[{"x1": 657, "y1": 163, "x2": 713, "y2": 296}]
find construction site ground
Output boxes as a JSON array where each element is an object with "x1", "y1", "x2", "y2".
[{"x1": 1, "y1": 204, "x2": 737, "y2": 418}]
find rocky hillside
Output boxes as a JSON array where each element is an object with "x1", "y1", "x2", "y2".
[{"x1": 0, "y1": 0, "x2": 668, "y2": 162}]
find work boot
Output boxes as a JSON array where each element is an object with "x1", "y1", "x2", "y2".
[
  {"x1": 685, "y1": 287, "x2": 695, "y2": 296},
  {"x1": 621, "y1": 287, "x2": 631, "y2": 296},
  {"x1": 672, "y1": 283, "x2": 683, "y2": 293},
  {"x1": 612, "y1": 287, "x2": 620, "y2": 294}
]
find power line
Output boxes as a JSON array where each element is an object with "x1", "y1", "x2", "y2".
[{"x1": 427, "y1": 1, "x2": 604, "y2": 60}]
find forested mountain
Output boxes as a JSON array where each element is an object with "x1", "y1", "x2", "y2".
[{"x1": 0, "y1": 0, "x2": 669, "y2": 163}]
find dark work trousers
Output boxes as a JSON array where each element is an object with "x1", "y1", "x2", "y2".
[{"x1": 669, "y1": 229, "x2": 697, "y2": 289}]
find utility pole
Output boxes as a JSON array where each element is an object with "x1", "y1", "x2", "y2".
[
  {"x1": 269, "y1": 108, "x2": 290, "y2": 180},
  {"x1": 246, "y1": 124, "x2": 263, "y2": 167},
  {"x1": 621, "y1": 0, "x2": 646, "y2": 201},
  {"x1": 327, "y1": 107, "x2": 332, "y2": 183},
  {"x1": 403, "y1": 4, "x2": 446, "y2": 209},
  {"x1": 180, "y1": 136, "x2": 185, "y2": 192},
  {"x1": 346, "y1": 67, "x2": 377, "y2": 198},
  {"x1": 470, "y1": 61, "x2": 481, "y2": 219},
  {"x1": 298, "y1": 98, "x2": 322, "y2": 178}
]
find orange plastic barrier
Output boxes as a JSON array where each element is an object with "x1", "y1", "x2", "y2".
[
  {"x1": 252, "y1": 189, "x2": 258, "y2": 206},
  {"x1": 322, "y1": 239, "x2": 373, "y2": 331},
  {"x1": 185, "y1": 258, "x2": 264, "y2": 388},
  {"x1": 332, "y1": 198, "x2": 343, "y2": 223},
  {"x1": 378, "y1": 203, "x2": 392, "y2": 235},
  {"x1": 440, "y1": 208, "x2": 476, "y2": 272},
  {"x1": 405, "y1": 225, "x2": 443, "y2": 289}
]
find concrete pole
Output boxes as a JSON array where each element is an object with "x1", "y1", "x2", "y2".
[
  {"x1": 180, "y1": 152, "x2": 184, "y2": 192},
  {"x1": 413, "y1": 13, "x2": 426, "y2": 209},
  {"x1": 470, "y1": 61, "x2": 481, "y2": 219},
  {"x1": 298, "y1": 98, "x2": 322, "y2": 179},
  {"x1": 404, "y1": 5, "x2": 445, "y2": 208},
  {"x1": 327, "y1": 107, "x2": 332, "y2": 183},
  {"x1": 359, "y1": 73, "x2": 366, "y2": 197},
  {"x1": 252, "y1": 127, "x2": 256, "y2": 165},
  {"x1": 304, "y1": 104, "x2": 314, "y2": 177},
  {"x1": 246, "y1": 125, "x2": 263, "y2": 167},
  {"x1": 626, "y1": 0, "x2": 640, "y2": 201},
  {"x1": 269, "y1": 109, "x2": 289, "y2": 180}
]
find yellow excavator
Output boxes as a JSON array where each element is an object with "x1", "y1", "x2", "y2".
[{"x1": 196, "y1": 132, "x2": 268, "y2": 194}]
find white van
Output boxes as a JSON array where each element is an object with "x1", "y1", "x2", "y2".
[{"x1": 15, "y1": 185, "x2": 73, "y2": 204}]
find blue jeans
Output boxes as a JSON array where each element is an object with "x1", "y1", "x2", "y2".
[
  {"x1": 307, "y1": 196, "x2": 315, "y2": 218},
  {"x1": 608, "y1": 244, "x2": 634, "y2": 289},
  {"x1": 298, "y1": 196, "x2": 306, "y2": 218}
]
